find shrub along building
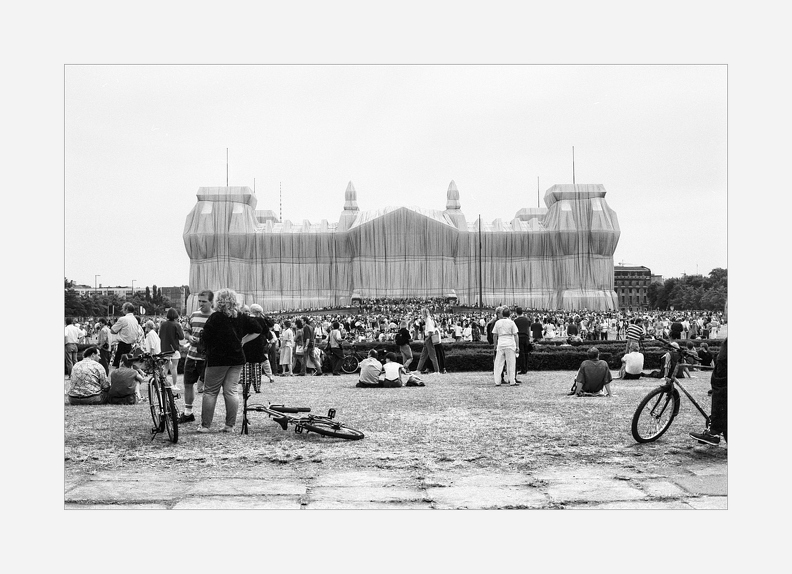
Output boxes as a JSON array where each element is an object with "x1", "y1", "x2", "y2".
[{"x1": 183, "y1": 181, "x2": 622, "y2": 312}]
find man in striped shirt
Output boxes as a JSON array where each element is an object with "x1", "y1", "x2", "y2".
[
  {"x1": 625, "y1": 319, "x2": 645, "y2": 353},
  {"x1": 179, "y1": 290, "x2": 213, "y2": 423}
]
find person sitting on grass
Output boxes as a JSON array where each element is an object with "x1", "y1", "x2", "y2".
[
  {"x1": 67, "y1": 346, "x2": 110, "y2": 405},
  {"x1": 569, "y1": 347, "x2": 613, "y2": 397},
  {"x1": 356, "y1": 350, "x2": 383, "y2": 388},
  {"x1": 382, "y1": 352, "x2": 408, "y2": 387},
  {"x1": 618, "y1": 341, "x2": 644, "y2": 380},
  {"x1": 108, "y1": 353, "x2": 146, "y2": 404}
]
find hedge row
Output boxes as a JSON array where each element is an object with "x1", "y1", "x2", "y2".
[{"x1": 74, "y1": 338, "x2": 723, "y2": 373}]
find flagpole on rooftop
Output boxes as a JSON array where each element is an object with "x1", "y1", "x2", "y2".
[{"x1": 572, "y1": 146, "x2": 575, "y2": 185}]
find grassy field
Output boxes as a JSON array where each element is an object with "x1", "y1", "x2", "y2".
[{"x1": 64, "y1": 370, "x2": 726, "y2": 480}]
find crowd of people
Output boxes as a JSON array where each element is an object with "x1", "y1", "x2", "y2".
[{"x1": 65, "y1": 294, "x2": 727, "y2": 443}]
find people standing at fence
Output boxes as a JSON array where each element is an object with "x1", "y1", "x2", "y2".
[
  {"x1": 179, "y1": 290, "x2": 213, "y2": 424},
  {"x1": 158, "y1": 308, "x2": 184, "y2": 391},
  {"x1": 198, "y1": 288, "x2": 262, "y2": 433},
  {"x1": 492, "y1": 307, "x2": 519, "y2": 386},
  {"x1": 110, "y1": 303, "x2": 143, "y2": 369}
]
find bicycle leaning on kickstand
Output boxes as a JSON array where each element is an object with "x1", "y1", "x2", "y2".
[
  {"x1": 136, "y1": 350, "x2": 180, "y2": 443},
  {"x1": 630, "y1": 340, "x2": 713, "y2": 443}
]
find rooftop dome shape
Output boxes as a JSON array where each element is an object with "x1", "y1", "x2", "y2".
[
  {"x1": 343, "y1": 181, "x2": 359, "y2": 211},
  {"x1": 446, "y1": 180, "x2": 461, "y2": 210}
]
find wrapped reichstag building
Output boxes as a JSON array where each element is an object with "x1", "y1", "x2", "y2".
[{"x1": 183, "y1": 181, "x2": 621, "y2": 312}]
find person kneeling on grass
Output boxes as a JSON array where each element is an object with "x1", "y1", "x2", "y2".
[
  {"x1": 108, "y1": 353, "x2": 146, "y2": 404},
  {"x1": 569, "y1": 347, "x2": 614, "y2": 397},
  {"x1": 67, "y1": 346, "x2": 110, "y2": 405},
  {"x1": 356, "y1": 350, "x2": 383, "y2": 388}
]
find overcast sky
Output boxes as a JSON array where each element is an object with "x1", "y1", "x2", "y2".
[{"x1": 65, "y1": 64, "x2": 726, "y2": 290}]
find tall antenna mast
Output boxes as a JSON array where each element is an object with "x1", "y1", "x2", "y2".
[
  {"x1": 572, "y1": 146, "x2": 576, "y2": 185},
  {"x1": 226, "y1": 148, "x2": 229, "y2": 186},
  {"x1": 279, "y1": 182, "x2": 282, "y2": 222}
]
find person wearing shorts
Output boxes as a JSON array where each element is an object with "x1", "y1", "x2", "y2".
[
  {"x1": 179, "y1": 290, "x2": 213, "y2": 424},
  {"x1": 159, "y1": 308, "x2": 185, "y2": 392}
]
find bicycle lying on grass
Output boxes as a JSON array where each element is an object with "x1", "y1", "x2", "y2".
[
  {"x1": 630, "y1": 341, "x2": 713, "y2": 443},
  {"x1": 240, "y1": 382, "x2": 363, "y2": 440},
  {"x1": 136, "y1": 350, "x2": 179, "y2": 443}
]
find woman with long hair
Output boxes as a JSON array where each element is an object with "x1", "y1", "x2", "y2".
[{"x1": 198, "y1": 288, "x2": 262, "y2": 433}]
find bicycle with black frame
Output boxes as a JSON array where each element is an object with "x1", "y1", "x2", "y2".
[
  {"x1": 135, "y1": 350, "x2": 180, "y2": 443},
  {"x1": 240, "y1": 381, "x2": 363, "y2": 439},
  {"x1": 630, "y1": 339, "x2": 713, "y2": 443}
]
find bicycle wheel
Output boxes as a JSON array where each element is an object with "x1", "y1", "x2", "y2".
[
  {"x1": 162, "y1": 387, "x2": 179, "y2": 444},
  {"x1": 148, "y1": 377, "x2": 162, "y2": 431},
  {"x1": 301, "y1": 419, "x2": 364, "y2": 440},
  {"x1": 631, "y1": 386, "x2": 679, "y2": 443},
  {"x1": 341, "y1": 355, "x2": 359, "y2": 374}
]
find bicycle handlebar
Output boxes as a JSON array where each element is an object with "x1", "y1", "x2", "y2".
[{"x1": 269, "y1": 404, "x2": 311, "y2": 414}]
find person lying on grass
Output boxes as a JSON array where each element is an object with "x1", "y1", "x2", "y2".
[{"x1": 569, "y1": 347, "x2": 613, "y2": 397}]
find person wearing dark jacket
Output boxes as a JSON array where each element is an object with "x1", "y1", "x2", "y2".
[
  {"x1": 242, "y1": 304, "x2": 273, "y2": 393},
  {"x1": 513, "y1": 307, "x2": 531, "y2": 375},
  {"x1": 199, "y1": 289, "x2": 262, "y2": 433}
]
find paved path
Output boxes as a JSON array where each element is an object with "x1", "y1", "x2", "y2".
[{"x1": 65, "y1": 454, "x2": 726, "y2": 509}]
